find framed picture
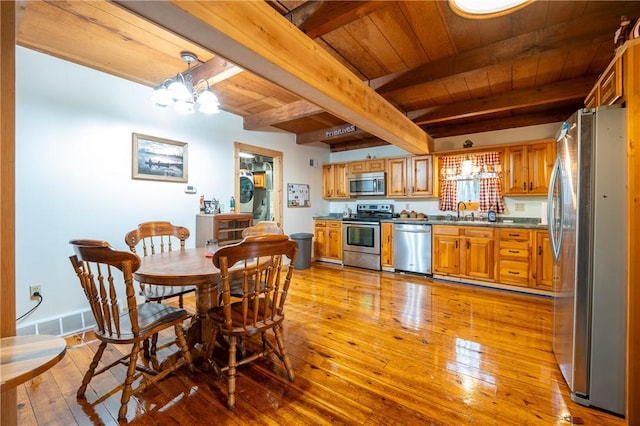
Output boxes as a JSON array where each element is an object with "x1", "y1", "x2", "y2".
[
  {"x1": 132, "y1": 133, "x2": 188, "y2": 182},
  {"x1": 287, "y1": 183, "x2": 310, "y2": 207}
]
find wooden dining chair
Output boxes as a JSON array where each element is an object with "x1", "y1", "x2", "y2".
[
  {"x1": 124, "y1": 221, "x2": 196, "y2": 308},
  {"x1": 205, "y1": 234, "x2": 298, "y2": 410},
  {"x1": 68, "y1": 239, "x2": 194, "y2": 422},
  {"x1": 240, "y1": 221, "x2": 283, "y2": 238}
]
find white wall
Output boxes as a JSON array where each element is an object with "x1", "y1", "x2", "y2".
[
  {"x1": 15, "y1": 47, "x2": 329, "y2": 326},
  {"x1": 328, "y1": 124, "x2": 561, "y2": 218}
]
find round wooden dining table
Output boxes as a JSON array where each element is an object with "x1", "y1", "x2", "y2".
[{"x1": 133, "y1": 247, "x2": 220, "y2": 345}]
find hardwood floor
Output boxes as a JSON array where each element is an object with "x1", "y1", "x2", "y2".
[{"x1": 16, "y1": 263, "x2": 625, "y2": 425}]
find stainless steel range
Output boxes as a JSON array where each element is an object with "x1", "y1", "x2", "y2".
[{"x1": 342, "y1": 204, "x2": 393, "y2": 271}]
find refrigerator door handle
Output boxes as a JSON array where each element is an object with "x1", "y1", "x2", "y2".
[{"x1": 548, "y1": 157, "x2": 563, "y2": 263}]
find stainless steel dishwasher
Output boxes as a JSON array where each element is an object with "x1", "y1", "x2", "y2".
[{"x1": 393, "y1": 223, "x2": 432, "y2": 275}]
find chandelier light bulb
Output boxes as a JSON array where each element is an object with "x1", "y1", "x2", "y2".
[
  {"x1": 168, "y1": 79, "x2": 190, "y2": 101},
  {"x1": 150, "y1": 86, "x2": 172, "y2": 107},
  {"x1": 174, "y1": 99, "x2": 195, "y2": 115},
  {"x1": 197, "y1": 89, "x2": 220, "y2": 114}
]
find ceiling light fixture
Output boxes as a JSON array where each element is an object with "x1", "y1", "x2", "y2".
[
  {"x1": 449, "y1": 0, "x2": 533, "y2": 19},
  {"x1": 151, "y1": 51, "x2": 220, "y2": 115}
]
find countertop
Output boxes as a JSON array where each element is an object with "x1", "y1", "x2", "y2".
[{"x1": 313, "y1": 215, "x2": 547, "y2": 229}]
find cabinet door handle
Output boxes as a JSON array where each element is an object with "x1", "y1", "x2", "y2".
[
  {"x1": 538, "y1": 246, "x2": 542, "y2": 255},
  {"x1": 508, "y1": 233, "x2": 520, "y2": 237},
  {"x1": 508, "y1": 271, "x2": 520, "y2": 275},
  {"x1": 529, "y1": 182, "x2": 533, "y2": 191},
  {"x1": 508, "y1": 250, "x2": 519, "y2": 254},
  {"x1": 467, "y1": 240, "x2": 470, "y2": 249},
  {"x1": 455, "y1": 240, "x2": 458, "y2": 248},
  {"x1": 523, "y1": 182, "x2": 527, "y2": 191}
]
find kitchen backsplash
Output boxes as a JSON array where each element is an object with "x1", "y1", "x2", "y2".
[{"x1": 322, "y1": 196, "x2": 547, "y2": 220}]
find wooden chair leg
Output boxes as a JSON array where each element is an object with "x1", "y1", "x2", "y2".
[
  {"x1": 273, "y1": 325, "x2": 295, "y2": 382},
  {"x1": 174, "y1": 324, "x2": 194, "y2": 372},
  {"x1": 118, "y1": 341, "x2": 142, "y2": 422},
  {"x1": 77, "y1": 341, "x2": 107, "y2": 399},
  {"x1": 178, "y1": 294, "x2": 184, "y2": 308},
  {"x1": 227, "y1": 336, "x2": 238, "y2": 410}
]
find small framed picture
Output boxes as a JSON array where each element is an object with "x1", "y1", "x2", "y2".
[{"x1": 132, "y1": 133, "x2": 188, "y2": 183}]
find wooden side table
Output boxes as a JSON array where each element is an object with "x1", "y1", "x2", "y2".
[{"x1": 1, "y1": 334, "x2": 67, "y2": 391}]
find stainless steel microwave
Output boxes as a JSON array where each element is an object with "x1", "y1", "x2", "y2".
[{"x1": 348, "y1": 172, "x2": 386, "y2": 196}]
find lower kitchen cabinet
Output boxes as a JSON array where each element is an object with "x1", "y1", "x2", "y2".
[
  {"x1": 314, "y1": 220, "x2": 342, "y2": 264},
  {"x1": 381, "y1": 222, "x2": 394, "y2": 271},
  {"x1": 497, "y1": 228, "x2": 531, "y2": 287},
  {"x1": 433, "y1": 225, "x2": 494, "y2": 280},
  {"x1": 532, "y1": 230, "x2": 554, "y2": 291}
]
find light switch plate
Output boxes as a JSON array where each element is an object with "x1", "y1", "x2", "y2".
[{"x1": 185, "y1": 185, "x2": 197, "y2": 194}]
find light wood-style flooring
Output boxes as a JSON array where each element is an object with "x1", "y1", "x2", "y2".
[{"x1": 15, "y1": 263, "x2": 625, "y2": 425}]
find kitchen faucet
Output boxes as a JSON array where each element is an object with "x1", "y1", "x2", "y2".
[{"x1": 457, "y1": 201, "x2": 467, "y2": 220}]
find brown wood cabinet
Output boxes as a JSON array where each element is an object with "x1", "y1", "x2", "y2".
[
  {"x1": 253, "y1": 171, "x2": 266, "y2": 189},
  {"x1": 381, "y1": 222, "x2": 394, "y2": 270},
  {"x1": 385, "y1": 155, "x2": 434, "y2": 198},
  {"x1": 432, "y1": 225, "x2": 494, "y2": 280},
  {"x1": 497, "y1": 228, "x2": 531, "y2": 287},
  {"x1": 348, "y1": 159, "x2": 385, "y2": 174},
  {"x1": 503, "y1": 140, "x2": 555, "y2": 195},
  {"x1": 314, "y1": 220, "x2": 342, "y2": 264},
  {"x1": 322, "y1": 163, "x2": 349, "y2": 199},
  {"x1": 532, "y1": 230, "x2": 554, "y2": 291},
  {"x1": 585, "y1": 55, "x2": 623, "y2": 108},
  {"x1": 195, "y1": 213, "x2": 253, "y2": 247}
]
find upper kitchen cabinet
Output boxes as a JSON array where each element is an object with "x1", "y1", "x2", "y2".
[
  {"x1": 585, "y1": 54, "x2": 623, "y2": 109},
  {"x1": 503, "y1": 140, "x2": 555, "y2": 195},
  {"x1": 386, "y1": 155, "x2": 434, "y2": 198},
  {"x1": 322, "y1": 163, "x2": 349, "y2": 199},
  {"x1": 348, "y1": 158, "x2": 385, "y2": 174}
]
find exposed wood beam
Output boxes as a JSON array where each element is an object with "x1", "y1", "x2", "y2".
[
  {"x1": 424, "y1": 109, "x2": 575, "y2": 139},
  {"x1": 297, "y1": 124, "x2": 367, "y2": 144},
  {"x1": 117, "y1": 1, "x2": 432, "y2": 155},
  {"x1": 241, "y1": 10, "x2": 612, "y2": 135},
  {"x1": 190, "y1": 55, "x2": 243, "y2": 86},
  {"x1": 412, "y1": 76, "x2": 596, "y2": 125},
  {"x1": 244, "y1": 100, "x2": 323, "y2": 130},
  {"x1": 328, "y1": 136, "x2": 389, "y2": 153},
  {"x1": 242, "y1": 60, "x2": 399, "y2": 130},
  {"x1": 376, "y1": 10, "x2": 614, "y2": 95},
  {"x1": 287, "y1": 1, "x2": 389, "y2": 40}
]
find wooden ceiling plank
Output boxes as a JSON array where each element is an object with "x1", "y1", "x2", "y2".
[
  {"x1": 377, "y1": 10, "x2": 617, "y2": 95},
  {"x1": 244, "y1": 100, "x2": 323, "y2": 130},
  {"x1": 413, "y1": 76, "x2": 596, "y2": 125},
  {"x1": 117, "y1": 0, "x2": 432, "y2": 155}
]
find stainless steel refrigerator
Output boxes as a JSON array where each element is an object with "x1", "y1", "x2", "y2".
[{"x1": 547, "y1": 105, "x2": 626, "y2": 415}]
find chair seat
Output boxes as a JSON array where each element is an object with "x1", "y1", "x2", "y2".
[
  {"x1": 95, "y1": 303, "x2": 189, "y2": 343},
  {"x1": 141, "y1": 285, "x2": 196, "y2": 301},
  {"x1": 208, "y1": 298, "x2": 283, "y2": 337}
]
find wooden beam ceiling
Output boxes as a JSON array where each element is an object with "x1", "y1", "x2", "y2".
[{"x1": 117, "y1": 0, "x2": 433, "y2": 155}]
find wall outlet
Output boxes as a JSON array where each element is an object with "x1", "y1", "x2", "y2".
[
  {"x1": 29, "y1": 284, "x2": 42, "y2": 299},
  {"x1": 515, "y1": 203, "x2": 525, "y2": 211}
]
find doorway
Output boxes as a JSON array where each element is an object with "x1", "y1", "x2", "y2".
[{"x1": 234, "y1": 142, "x2": 283, "y2": 226}]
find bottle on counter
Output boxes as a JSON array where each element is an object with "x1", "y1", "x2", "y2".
[
  {"x1": 199, "y1": 195, "x2": 205, "y2": 213},
  {"x1": 487, "y1": 205, "x2": 497, "y2": 222},
  {"x1": 230, "y1": 196, "x2": 235, "y2": 213}
]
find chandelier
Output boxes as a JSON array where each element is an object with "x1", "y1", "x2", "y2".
[{"x1": 150, "y1": 52, "x2": 220, "y2": 115}]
